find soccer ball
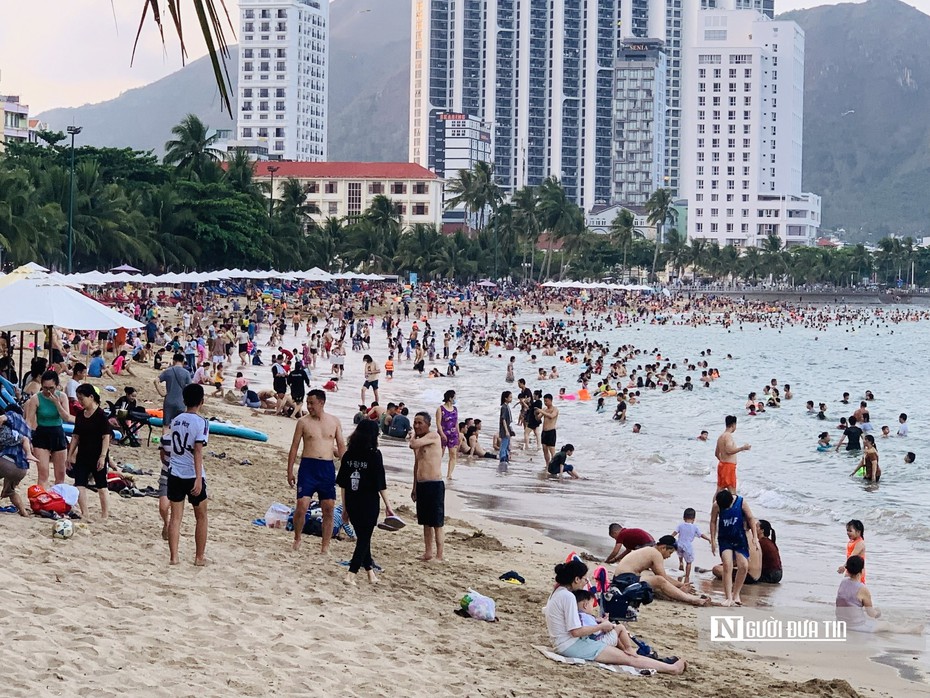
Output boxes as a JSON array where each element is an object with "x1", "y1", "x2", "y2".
[{"x1": 52, "y1": 519, "x2": 74, "y2": 540}]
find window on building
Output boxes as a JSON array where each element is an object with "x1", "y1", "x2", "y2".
[
  {"x1": 729, "y1": 96, "x2": 737, "y2": 106},
  {"x1": 743, "y1": 138, "x2": 751, "y2": 148},
  {"x1": 713, "y1": 110, "x2": 720, "y2": 120},
  {"x1": 744, "y1": 82, "x2": 751, "y2": 91},
  {"x1": 713, "y1": 124, "x2": 721, "y2": 134},
  {"x1": 713, "y1": 96, "x2": 721, "y2": 106},
  {"x1": 713, "y1": 82, "x2": 721, "y2": 92},
  {"x1": 325, "y1": 181, "x2": 338, "y2": 194},
  {"x1": 347, "y1": 182, "x2": 362, "y2": 217},
  {"x1": 710, "y1": 208, "x2": 719, "y2": 217},
  {"x1": 698, "y1": 124, "x2": 705, "y2": 134},
  {"x1": 696, "y1": 223, "x2": 703, "y2": 232},
  {"x1": 244, "y1": 62, "x2": 253, "y2": 72},
  {"x1": 711, "y1": 223, "x2": 719, "y2": 233},
  {"x1": 328, "y1": 202, "x2": 339, "y2": 215},
  {"x1": 241, "y1": 127, "x2": 252, "y2": 138},
  {"x1": 413, "y1": 203, "x2": 428, "y2": 216},
  {"x1": 697, "y1": 152, "x2": 705, "y2": 161},
  {"x1": 413, "y1": 182, "x2": 428, "y2": 195},
  {"x1": 391, "y1": 182, "x2": 407, "y2": 195},
  {"x1": 242, "y1": 101, "x2": 252, "y2": 111},
  {"x1": 368, "y1": 183, "x2": 384, "y2": 195},
  {"x1": 696, "y1": 208, "x2": 704, "y2": 217},
  {"x1": 394, "y1": 203, "x2": 407, "y2": 216},
  {"x1": 307, "y1": 181, "x2": 319, "y2": 193}
]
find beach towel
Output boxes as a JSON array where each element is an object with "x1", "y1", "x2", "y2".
[{"x1": 533, "y1": 646, "x2": 655, "y2": 676}]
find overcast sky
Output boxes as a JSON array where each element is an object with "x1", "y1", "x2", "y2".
[{"x1": 0, "y1": 0, "x2": 926, "y2": 114}]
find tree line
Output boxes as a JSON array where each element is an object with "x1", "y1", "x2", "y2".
[{"x1": 0, "y1": 114, "x2": 925, "y2": 285}]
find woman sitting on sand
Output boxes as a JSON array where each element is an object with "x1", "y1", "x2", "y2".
[{"x1": 544, "y1": 559, "x2": 686, "y2": 675}]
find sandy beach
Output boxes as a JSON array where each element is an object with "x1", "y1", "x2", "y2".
[{"x1": 0, "y1": 316, "x2": 922, "y2": 698}]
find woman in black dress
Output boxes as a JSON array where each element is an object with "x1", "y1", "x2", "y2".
[{"x1": 337, "y1": 419, "x2": 394, "y2": 585}]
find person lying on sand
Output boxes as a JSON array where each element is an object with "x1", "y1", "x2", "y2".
[{"x1": 614, "y1": 537, "x2": 711, "y2": 606}]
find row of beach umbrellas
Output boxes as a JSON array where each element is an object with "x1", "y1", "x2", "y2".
[
  {"x1": 542, "y1": 280, "x2": 655, "y2": 291},
  {"x1": 44, "y1": 267, "x2": 386, "y2": 287}
]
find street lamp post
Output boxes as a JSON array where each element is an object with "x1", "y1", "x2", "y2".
[
  {"x1": 66, "y1": 125, "x2": 82, "y2": 273},
  {"x1": 267, "y1": 165, "x2": 280, "y2": 232}
]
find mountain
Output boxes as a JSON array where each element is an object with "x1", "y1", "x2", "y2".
[
  {"x1": 36, "y1": 0, "x2": 930, "y2": 236},
  {"x1": 781, "y1": 0, "x2": 930, "y2": 237},
  {"x1": 37, "y1": 0, "x2": 411, "y2": 161}
]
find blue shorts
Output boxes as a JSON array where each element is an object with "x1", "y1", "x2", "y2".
[
  {"x1": 719, "y1": 538, "x2": 749, "y2": 560},
  {"x1": 560, "y1": 637, "x2": 608, "y2": 661},
  {"x1": 297, "y1": 457, "x2": 336, "y2": 501}
]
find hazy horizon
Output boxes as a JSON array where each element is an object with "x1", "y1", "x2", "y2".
[{"x1": 0, "y1": 0, "x2": 926, "y2": 115}]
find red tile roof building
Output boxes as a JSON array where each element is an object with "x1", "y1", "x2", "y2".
[{"x1": 253, "y1": 161, "x2": 443, "y2": 227}]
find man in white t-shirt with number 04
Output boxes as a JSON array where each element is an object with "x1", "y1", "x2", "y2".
[{"x1": 166, "y1": 383, "x2": 210, "y2": 566}]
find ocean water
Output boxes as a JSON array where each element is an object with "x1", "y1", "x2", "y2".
[{"x1": 417, "y1": 309, "x2": 930, "y2": 620}]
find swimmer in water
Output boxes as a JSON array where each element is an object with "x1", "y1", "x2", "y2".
[
  {"x1": 632, "y1": 423, "x2": 641, "y2": 434},
  {"x1": 880, "y1": 425, "x2": 890, "y2": 438},
  {"x1": 696, "y1": 430, "x2": 709, "y2": 442},
  {"x1": 817, "y1": 432, "x2": 832, "y2": 451},
  {"x1": 905, "y1": 452, "x2": 916, "y2": 465}
]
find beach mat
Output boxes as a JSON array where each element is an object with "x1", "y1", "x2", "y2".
[{"x1": 533, "y1": 646, "x2": 655, "y2": 676}]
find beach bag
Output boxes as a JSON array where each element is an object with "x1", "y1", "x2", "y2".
[
  {"x1": 302, "y1": 514, "x2": 324, "y2": 537},
  {"x1": 264, "y1": 502, "x2": 291, "y2": 529},
  {"x1": 28, "y1": 486, "x2": 70, "y2": 515},
  {"x1": 601, "y1": 575, "x2": 654, "y2": 622}
]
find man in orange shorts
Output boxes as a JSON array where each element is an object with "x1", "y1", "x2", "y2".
[{"x1": 715, "y1": 415, "x2": 751, "y2": 493}]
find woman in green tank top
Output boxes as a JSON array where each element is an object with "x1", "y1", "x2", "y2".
[{"x1": 24, "y1": 370, "x2": 74, "y2": 489}]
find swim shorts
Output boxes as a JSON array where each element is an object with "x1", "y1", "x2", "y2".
[
  {"x1": 166, "y1": 474, "x2": 208, "y2": 506},
  {"x1": 32, "y1": 425, "x2": 68, "y2": 453},
  {"x1": 560, "y1": 637, "x2": 608, "y2": 661},
  {"x1": 717, "y1": 461, "x2": 737, "y2": 489},
  {"x1": 541, "y1": 429, "x2": 557, "y2": 447},
  {"x1": 415, "y1": 480, "x2": 445, "y2": 527},
  {"x1": 158, "y1": 466, "x2": 169, "y2": 498},
  {"x1": 71, "y1": 459, "x2": 108, "y2": 489},
  {"x1": 297, "y1": 457, "x2": 336, "y2": 501},
  {"x1": 363, "y1": 379, "x2": 379, "y2": 390},
  {"x1": 718, "y1": 537, "x2": 750, "y2": 560}
]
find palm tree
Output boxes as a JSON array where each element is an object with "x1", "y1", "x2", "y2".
[
  {"x1": 645, "y1": 188, "x2": 677, "y2": 282},
  {"x1": 761, "y1": 232, "x2": 788, "y2": 282},
  {"x1": 135, "y1": 1, "x2": 235, "y2": 116},
  {"x1": 511, "y1": 186, "x2": 540, "y2": 283},
  {"x1": 164, "y1": 114, "x2": 222, "y2": 179},
  {"x1": 688, "y1": 237, "x2": 708, "y2": 280},
  {"x1": 848, "y1": 243, "x2": 873, "y2": 285},
  {"x1": 224, "y1": 148, "x2": 260, "y2": 196},
  {"x1": 739, "y1": 247, "x2": 766, "y2": 282},
  {"x1": 609, "y1": 208, "x2": 635, "y2": 282},
  {"x1": 663, "y1": 228, "x2": 689, "y2": 281},
  {"x1": 275, "y1": 177, "x2": 320, "y2": 231},
  {"x1": 536, "y1": 176, "x2": 584, "y2": 281},
  {"x1": 445, "y1": 161, "x2": 503, "y2": 233}
]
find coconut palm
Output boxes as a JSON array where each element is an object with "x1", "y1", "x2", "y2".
[
  {"x1": 609, "y1": 208, "x2": 635, "y2": 282},
  {"x1": 511, "y1": 186, "x2": 541, "y2": 283},
  {"x1": 645, "y1": 188, "x2": 677, "y2": 282},
  {"x1": 275, "y1": 177, "x2": 320, "y2": 231},
  {"x1": 663, "y1": 228, "x2": 689, "y2": 280},
  {"x1": 224, "y1": 148, "x2": 260, "y2": 196},
  {"x1": 164, "y1": 114, "x2": 222, "y2": 179},
  {"x1": 135, "y1": 1, "x2": 235, "y2": 115},
  {"x1": 536, "y1": 176, "x2": 584, "y2": 281}
]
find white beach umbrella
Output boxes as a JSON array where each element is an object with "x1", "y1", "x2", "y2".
[{"x1": 0, "y1": 279, "x2": 142, "y2": 331}]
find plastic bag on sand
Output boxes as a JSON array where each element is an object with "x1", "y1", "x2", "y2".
[
  {"x1": 464, "y1": 589, "x2": 497, "y2": 622},
  {"x1": 50, "y1": 484, "x2": 80, "y2": 507},
  {"x1": 264, "y1": 502, "x2": 292, "y2": 529}
]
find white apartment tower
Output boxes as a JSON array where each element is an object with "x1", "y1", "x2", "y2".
[
  {"x1": 410, "y1": 0, "x2": 618, "y2": 211},
  {"x1": 680, "y1": 9, "x2": 820, "y2": 247},
  {"x1": 617, "y1": 0, "x2": 774, "y2": 196},
  {"x1": 236, "y1": 0, "x2": 328, "y2": 161}
]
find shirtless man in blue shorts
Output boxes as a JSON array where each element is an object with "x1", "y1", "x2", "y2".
[{"x1": 287, "y1": 389, "x2": 346, "y2": 554}]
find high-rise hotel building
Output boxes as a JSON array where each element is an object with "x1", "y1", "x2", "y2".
[
  {"x1": 409, "y1": 0, "x2": 619, "y2": 211},
  {"x1": 680, "y1": 9, "x2": 820, "y2": 247},
  {"x1": 617, "y1": 0, "x2": 774, "y2": 196},
  {"x1": 236, "y1": 0, "x2": 328, "y2": 161}
]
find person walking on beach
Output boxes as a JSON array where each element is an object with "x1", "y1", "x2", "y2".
[
  {"x1": 166, "y1": 384, "x2": 209, "y2": 566},
  {"x1": 410, "y1": 411, "x2": 444, "y2": 561},
  {"x1": 714, "y1": 415, "x2": 750, "y2": 494},
  {"x1": 710, "y1": 489, "x2": 756, "y2": 607},
  {"x1": 499, "y1": 391, "x2": 515, "y2": 474},
  {"x1": 538, "y1": 394, "x2": 559, "y2": 468},
  {"x1": 287, "y1": 389, "x2": 346, "y2": 554},
  {"x1": 436, "y1": 390, "x2": 459, "y2": 481},
  {"x1": 67, "y1": 384, "x2": 113, "y2": 521},
  {"x1": 337, "y1": 419, "x2": 394, "y2": 585},
  {"x1": 361, "y1": 354, "x2": 380, "y2": 404}
]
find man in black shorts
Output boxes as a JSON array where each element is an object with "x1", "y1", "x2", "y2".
[
  {"x1": 410, "y1": 411, "x2": 445, "y2": 561},
  {"x1": 166, "y1": 384, "x2": 210, "y2": 566},
  {"x1": 538, "y1": 393, "x2": 559, "y2": 468}
]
